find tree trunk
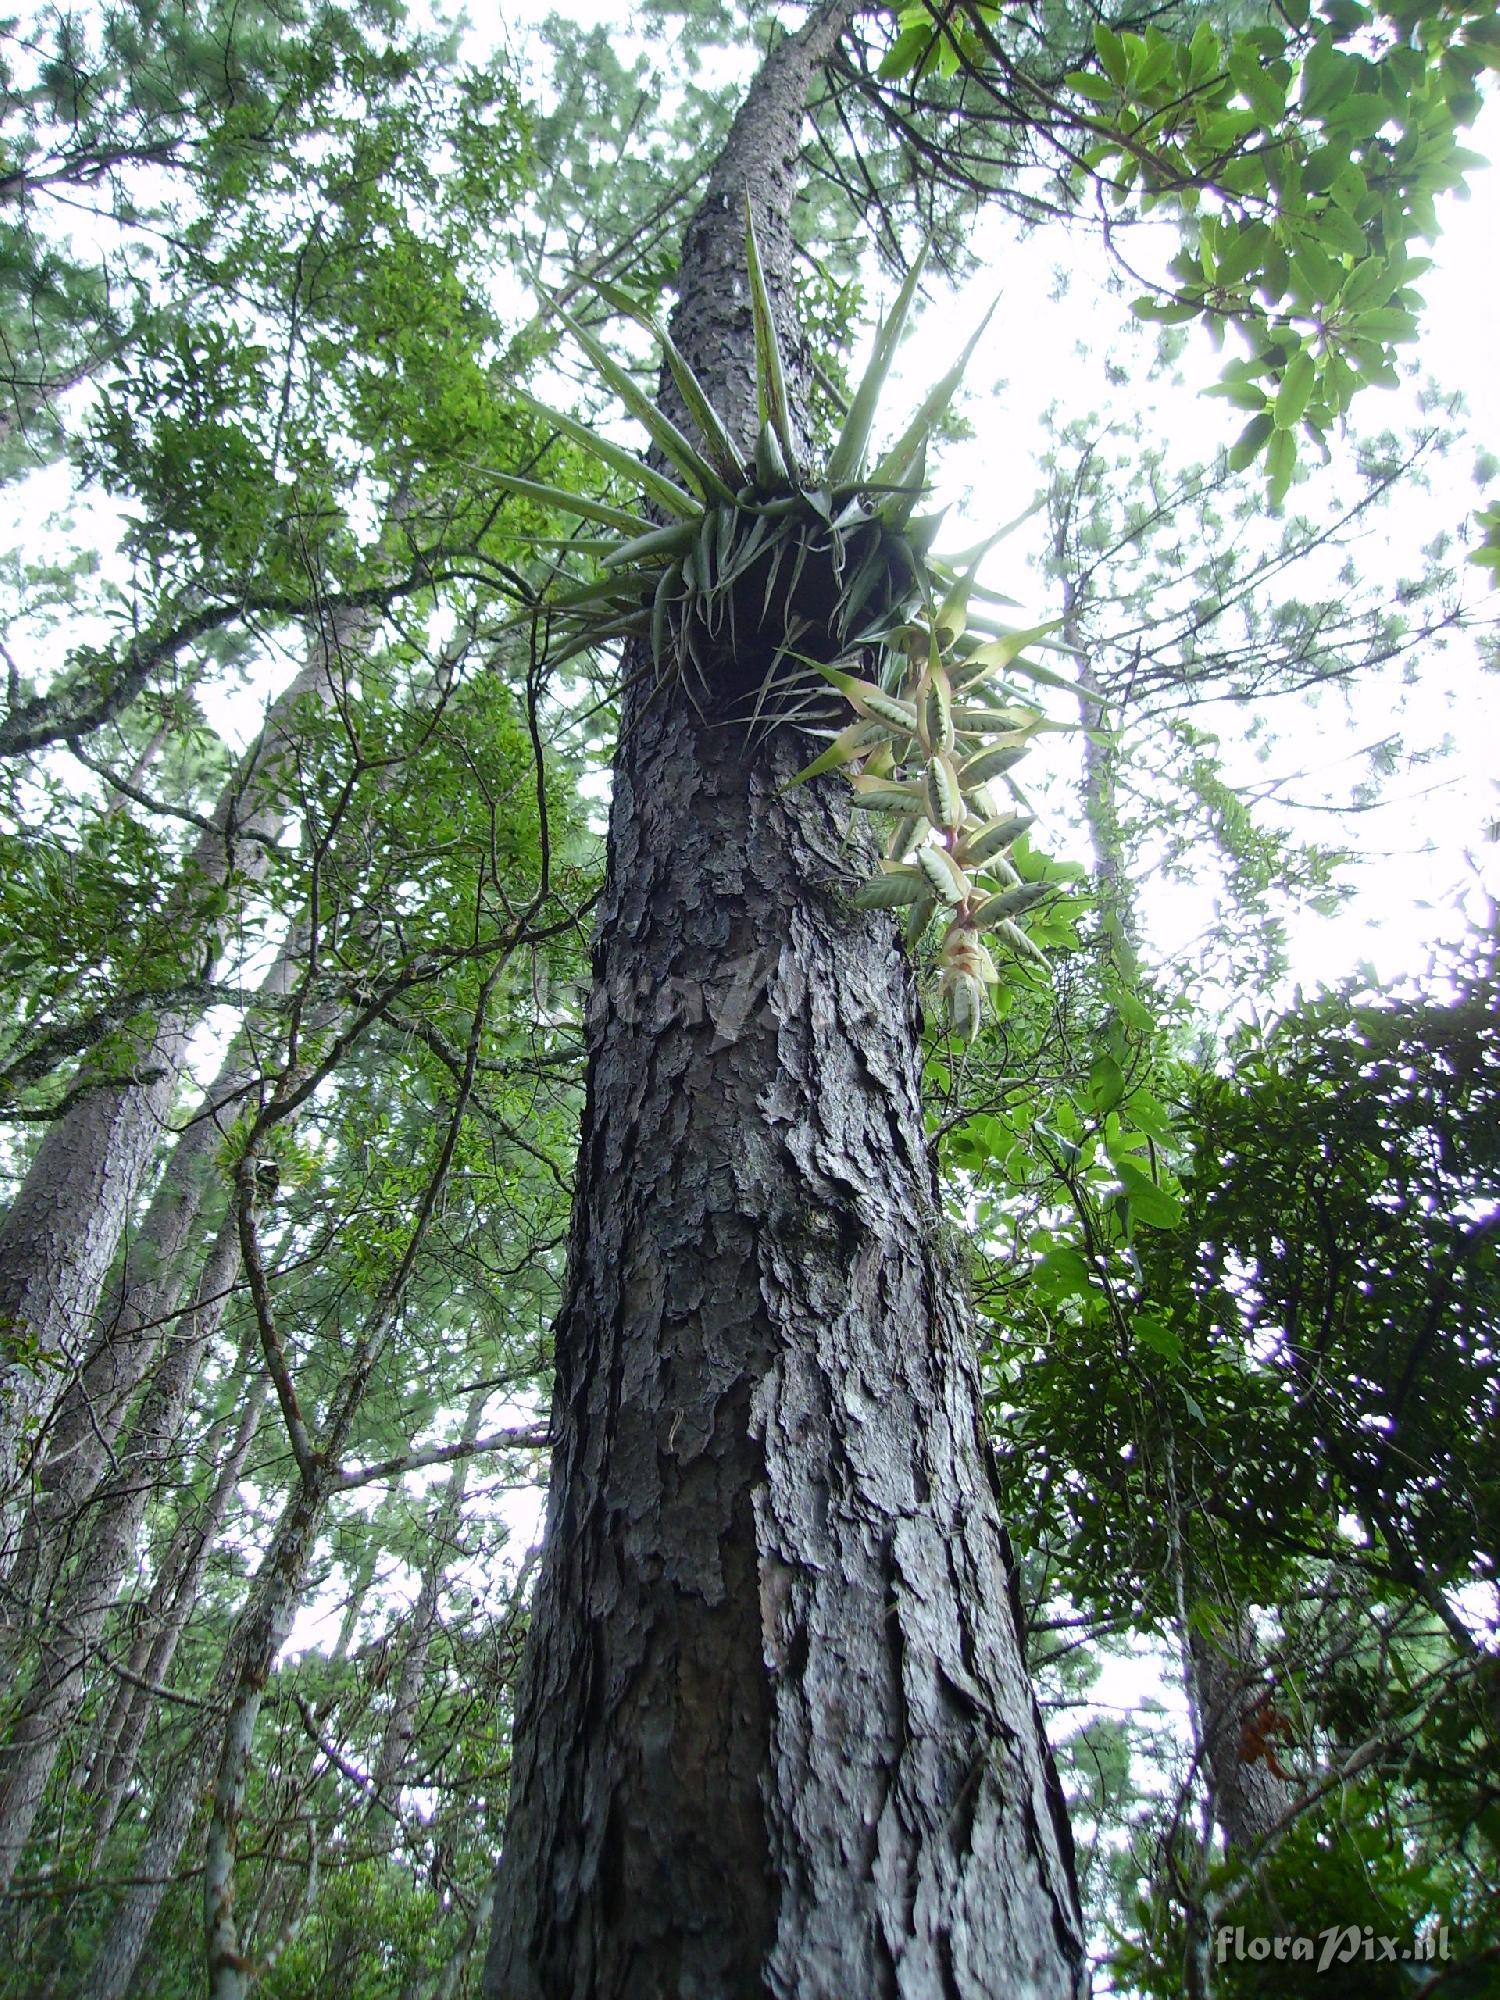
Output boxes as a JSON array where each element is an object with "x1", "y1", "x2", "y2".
[
  {"x1": 0, "y1": 1214, "x2": 244, "y2": 1892},
  {"x1": 374, "y1": 1388, "x2": 487, "y2": 1803},
  {"x1": 83, "y1": 1373, "x2": 351, "y2": 2000},
  {"x1": 1066, "y1": 592, "x2": 1142, "y2": 991},
  {"x1": 82, "y1": 1370, "x2": 268, "y2": 1852},
  {"x1": 198, "y1": 959, "x2": 502, "y2": 2000},
  {"x1": 416, "y1": 1876, "x2": 495, "y2": 2000},
  {"x1": 0, "y1": 934, "x2": 298, "y2": 1623},
  {"x1": 319, "y1": 1392, "x2": 489, "y2": 1991},
  {"x1": 1189, "y1": 1616, "x2": 1295, "y2": 1855},
  {"x1": 75, "y1": 880, "x2": 496, "y2": 1999},
  {"x1": 485, "y1": 12, "x2": 1086, "y2": 1995},
  {"x1": 79, "y1": 1475, "x2": 321, "y2": 2000},
  {"x1": 0, "y1": 617, "x2": 348, "y2": 1506}
]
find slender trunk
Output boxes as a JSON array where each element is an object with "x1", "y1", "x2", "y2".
[
  {"x1": 101, "y1": 725, "x2": 172, "y2": 816},
  {"x1": 0, "y1": 616, "x2": 349, "y2": 1504},
  {"x1": 0, "y1": 1215, "x2": 244, "y2": 1892},
  {"x1": 82, "y1": 1757, "x2": 206, "y2": 2000},
  {"x1": 1068, "y1": 567, "x2": 1293, "y2": 1945},
  {"x1": 374, "y1": 1389, "x2": 487, "y2": 1803},
  {"x1": 1058, "y1": 556, "x2": 1141, "y2": 990},
  {"x1": 84, "y1": 1373, "x2": 268, "y2": 1851},
  {"x1": 321, "y1": 1401, "x2": 487, "y2": 1992},
  {"x1": 78, "y1": 1482, "x2": 312, "y2": 2000},
  {"x1": 328, "y1": 1532, "x2": 384, "y2": 1671},
  {"x1": 486, "y1": 13, "x2": 1086, "y2": 1995},
  {"x1": 83, "y1": 1400, "x2": 346, "y2": 2000},
  {"x1": 1162, "y1": 1431, "x2": 1214, "y2": 2000},
  {"x1": 199, "y1": 963, "x2": 499, "y2": 2000},
  {"x1": 200, "y1": 1470, "x2": 337, "y2": 2000},
  {"x1": 413, "y1": 1877, "x2": 496, "y2": 2000}
]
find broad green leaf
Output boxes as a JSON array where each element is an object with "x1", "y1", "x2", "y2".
[
  {"x1": 1132, "y1": 297, "x2": 1202, "y2": 326},
  {"x1": 1089, "y1": 1053, "x2": 1127, "y2": 1115},
  {"x1": 784, "y1": 718, "x2": 888, "y2": 789},
  {"x1": 1093, "y1": 24, "x2": 1128, "y2": 87},
  {"x1": 1213, "y1": 221, "x2": 1269, "y2": 288},
  {"x1": 951, "y1": 620, "x2": 1065, "y2": 690},
  {"x1": 878, "y1": 22, "x2": 932, "y2": 80},
  {"x1": 1229, "y1": 50, "x2": 1284, "y2": 124},
  {"x1": 1266, "y1": 426, "x2": 1297, "y2": 506},
  {"x1": 1229, "y1": 409, "x2": 1275, "y2": 471},
  {"x1": 603, "y1": 520, "x2": 700, "y2": 570},
  {"x1": 1116, "y1": 1158, "x2": 1183, "y2": 1228},
  {"x1": 1317, "y1": 203, "x2": 1369, "y2": 259},
  {"x1": 1067, "y1": 70, "x2": 1119, "y2": 104},
  {"x1": 1188, "y1": 19, "x2": 1221, "y2": 82},
  {"x1": 1133, "y1": 1312, "x2": 1184, "y2": 1364},
  {"x1": 1349, "y1": 306, "x2": 1421, "y2": 343},
  {"x1": 1274, "y1": 348, "x2": 1316, "y2": 430},
  {"x1": 1032, "y1": 1246, "x2": 1095, "y2": 1302}
]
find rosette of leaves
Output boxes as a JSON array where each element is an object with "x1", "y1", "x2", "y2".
[
  {"x1": 494, "y1": 212, "x2": 952, "y2": 696},
  {"x1": 501, "y1": 205, "x2": 1076, "y2": 1038}
]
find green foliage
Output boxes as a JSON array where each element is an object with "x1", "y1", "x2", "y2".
[
  {"x1": 1471, "y1": 500, "x2": 1500, "y2": 583},
  {"x1": 1121, "y1": 1791, "x2": 1497, "y2": 1997},
  {"x1": 1087, "y1": 0, "x2": 1490, "y2": 503},
  {"x1": 876, "y1": 0, "x2": 1492, "y2": 505},
  {"x1": 951, "y1": 918, "x2": 1500, "y2": 1987}
]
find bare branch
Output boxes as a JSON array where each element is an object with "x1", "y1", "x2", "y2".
[{"x1": 333, "y1": 1424, "x2": 552, "y2": 1493}]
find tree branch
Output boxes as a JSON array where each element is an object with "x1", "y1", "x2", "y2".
[
  {"x1": 234, "y1": 1167, "x2": 318, "y2": 1486},
  {"x1": 333, "y1": 1423, "x2": 551, "y2": 1493}
]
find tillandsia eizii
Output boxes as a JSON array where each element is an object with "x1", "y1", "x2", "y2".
[
  {"x1": 496, "y1": 202, "x2": 1082, "y2": 1040},
  {"x1": 798, "y1": 605, "x2": 1068, "y2": 1044}
]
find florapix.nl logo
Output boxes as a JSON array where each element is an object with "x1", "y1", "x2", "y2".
[{"x1": 1215, "y1": 1924, "x2": 1452, "y2": 1974}]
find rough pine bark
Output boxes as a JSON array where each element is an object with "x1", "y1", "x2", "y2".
[{"x1": 485, "y1": 9, "x2": 1087, "y2": 1996}]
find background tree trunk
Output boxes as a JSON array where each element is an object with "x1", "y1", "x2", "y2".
[
  {"x1": 0, "y1": 1214, "x2": 245, "y2": 1891},
  {"x1": 0, "y1": 614, "x2": 350, "y2": 1504},
  {"x1": 0, "y1": 933, "x2": 298, "y2": 1615},
  {"x1": 82, "y1": 1370, "x2": 269, "y2": 1853},
  {"x1": 374, "y1": 1388, "x2": 488, "y2": 1804},
  {"x1": 1190, "y1": 1616, "x2": 1296, "y2": 1855}
]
